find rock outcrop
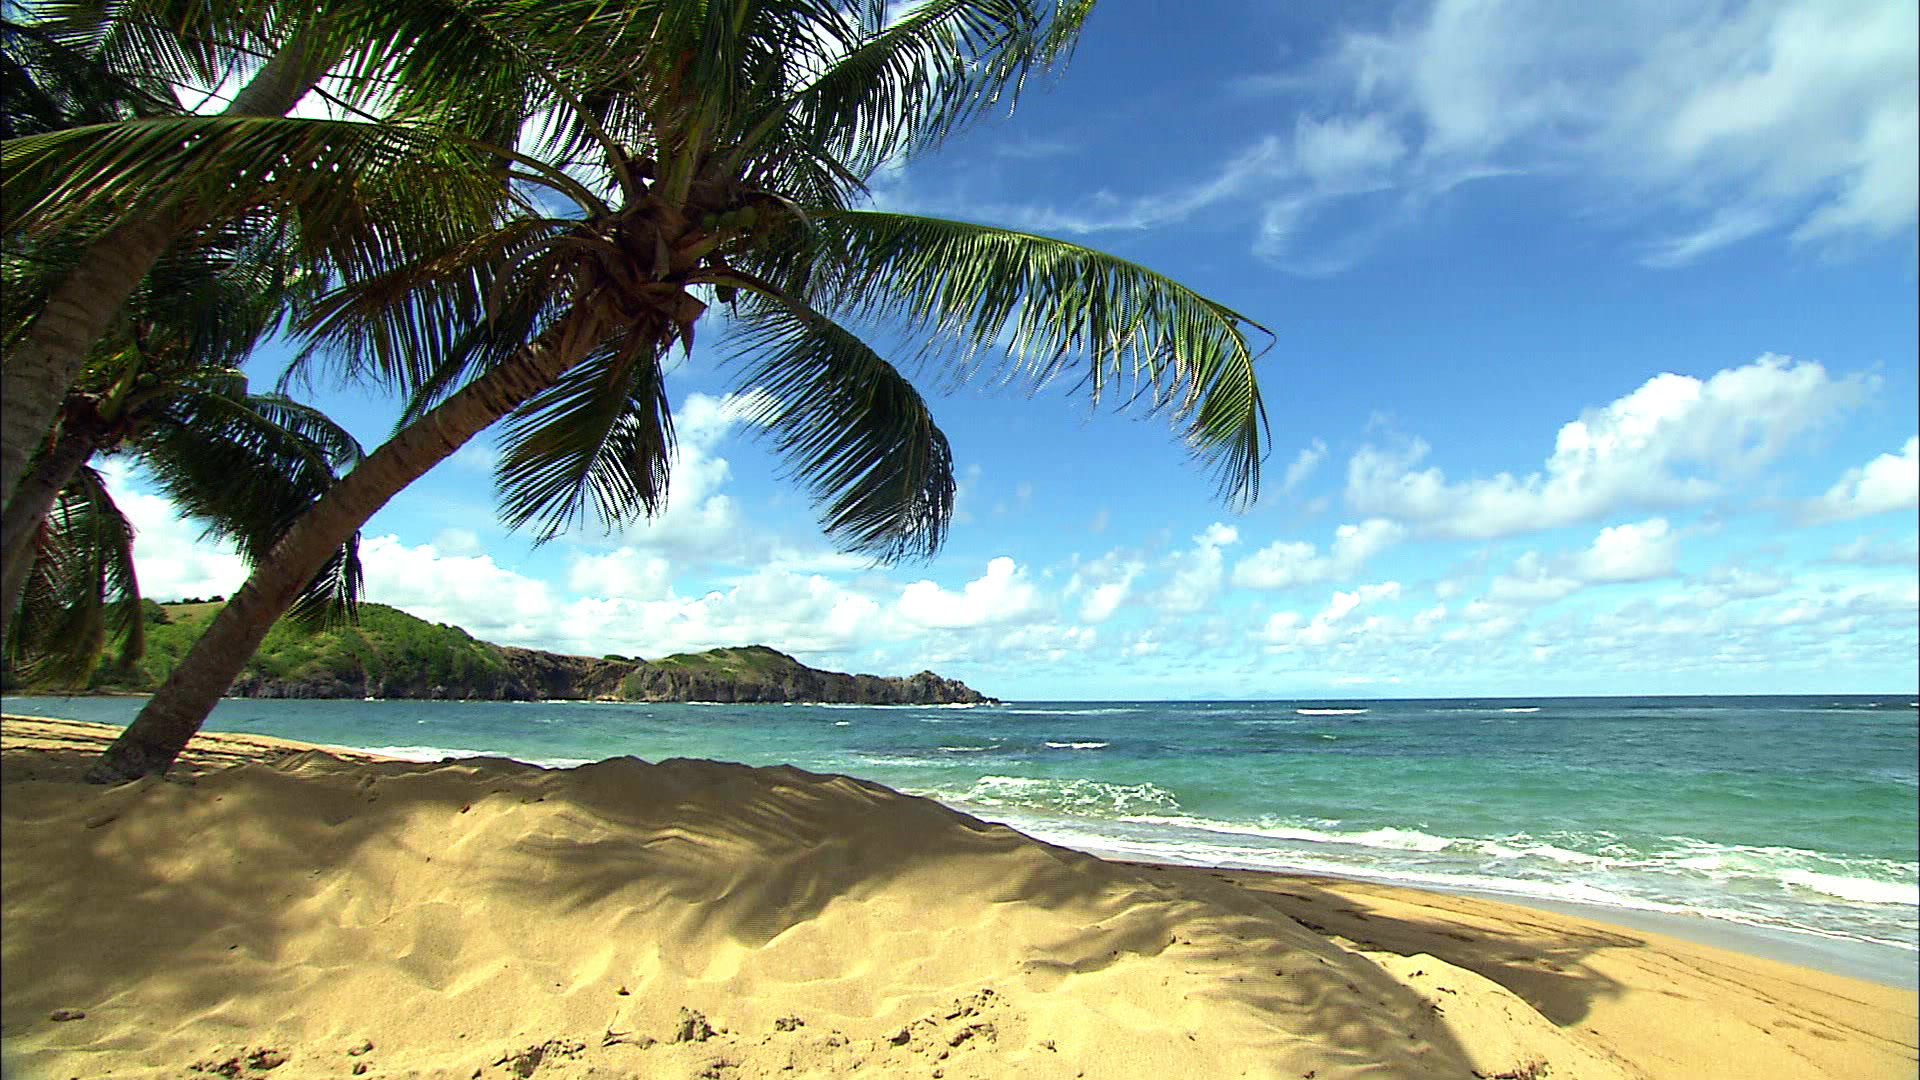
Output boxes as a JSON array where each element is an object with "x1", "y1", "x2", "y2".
[
  {"x1": 227, "y1": 640, "x2": 993, "y2": 705},
  {"x1": 619, "y1": 647, "x2": 995, "y2": 705}
]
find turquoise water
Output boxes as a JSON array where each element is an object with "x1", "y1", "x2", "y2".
[{"x1": 9, "y1": 693, "x2": 1915, "y2": 957}]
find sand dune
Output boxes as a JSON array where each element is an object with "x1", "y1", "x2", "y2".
[{"x1": 2, "y1": 716, "x2": 1913, "y2": 1079}]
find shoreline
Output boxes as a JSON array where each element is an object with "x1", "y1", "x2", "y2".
[
  {"x1": 1130, "y1": 856, "x2": 1919, "y2": 989},
  {"x1": 8, "y1": 711, "x2": 1913, "y2": 988},
  {"x1": 5, "y1": 713, "x2": 1914, "y2": 1080}
]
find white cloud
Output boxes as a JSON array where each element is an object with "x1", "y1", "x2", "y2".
[
  {"x1": 1576, "y1": 518, "x2": 1678, "y2": 582},
  {"x1": 990, "y1": 622, "x2": 1099, "y2": 664},
  {"x1": 1080, "y1": 581, "x2": 1131, "y2": 623},
  {"x1": 1663, "y1": 564, "x2": 1795, "y2": 612},
  {"x1": 1308, "y1": 0, "x2": 1919, "y2": 265},
  {"x1": 906, "y1": 2, "x2": 1913, "y2": 275},
  {"x1": 1803, "y1": 436, "x2": 1919, "y2": 522},
  {"x1": 1480, "y1": 519, "x2": 1680, "y2": 609},
  {"x1": 111, "y1": 485, "x2": 249, "y2": 602},
  {"x1": 1345, "y1": 355, "x2": 1871, "y2": 538},
  {"x1": 1232, "y1": 518, "x2": 1405, "y2": 588},
  {"x1": 1281, "y1": 439, "x2": 1328, "y2": 493},
  {"x1": 1156, "y1": 523, "x2": 1240, "y2": 612},
  {"x1": 898, "y1": 556, "x2": 1037, "y2": 628},
  {"x1": 565, "y1": 389, "x2": 763, "y2": 559},
  {"x1": 357, "y1": 531, "x2": 903, "y2": 660},
  {"x1": 1486, "y1": 552, "x2": 1582, "y2": 607},
  {"x1": 1829, "y1": 533, "x2": 1920, "y2": 566},
  {"x1": 567, "y1": 548, "x2": 673, "y2": 601},
  {"x1": 1261, "y1": 581, "x2": 1403, "y2": 647},
  {"x1": 362, "y1": 534, "x2": 560, "y2": 644},
  {"x1": 1292, "y1": 112, "x2": 1406, "y2": 189},
  {"x1": 1064, "y1": 549, "x2": 1149, "y2": 623}
]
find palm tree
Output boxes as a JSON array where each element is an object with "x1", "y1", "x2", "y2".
[
  {"x1": 5, "y1": 464, "x2": 150, "y2": 687},
  {"x1": 0, "y1": 336, "x2": 367, "y2": 687},
  {"x1": 84, "y1": 0, "x2": 1271, "y2": 782},
  {"x1": 0, "y1": 199, "x2": 354, "y2": 640},
  {"x1": 0, "y1": 0, "x2": 532, "y2": 510},
  {"x1": 0, "y1": 208, "x2": 365, "y2": 677},
  {"x1": 5, "y1": 383, "x2": 365, "y2": 690}
]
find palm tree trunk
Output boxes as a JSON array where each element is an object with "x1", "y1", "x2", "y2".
[
  {"x1": 86, "y1": 327, "x2": 601, "y2": 783},
  {"x1": 0, "y1": 26, "x2": 343, "y2": 512},
  {"x1": 0, "y1": 427, "x2": 96, "y2": 647}
]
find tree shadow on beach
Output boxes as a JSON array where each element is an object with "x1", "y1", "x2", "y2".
[
  {"x1": 1171, "y1": 866, "x2": 1644, "y2": 1028},
  {"x1": 3, "y1": 729, "x2": 1500, "y2": 1077}
]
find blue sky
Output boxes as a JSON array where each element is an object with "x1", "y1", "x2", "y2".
[{"x1": 107, "y1": 0, "x2": 1917, "y2": 700}]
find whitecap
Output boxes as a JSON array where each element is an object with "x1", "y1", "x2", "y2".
[
  {"x1": 1296, "y1": 708, "x2": 1368, "y2": 716},
  {"x1": 1044, "y1": 741, "x2": 1110, "y2": 750},
  {"x1": 1780, "y1": 871, "x2": 1920, "y2": 906}
]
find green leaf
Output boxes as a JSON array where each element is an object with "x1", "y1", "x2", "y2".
[{"x1": 728, "y1": 298, "x2": 955, "y2": 562}]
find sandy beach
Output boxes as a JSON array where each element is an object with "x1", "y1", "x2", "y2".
[{"x1": 2, "y1": 715, "x2": 1913, "y2": 1079}]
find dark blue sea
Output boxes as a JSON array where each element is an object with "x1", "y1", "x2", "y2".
[{"x1": 9, "y1": 693, "x2": 1915, "y2": 962}]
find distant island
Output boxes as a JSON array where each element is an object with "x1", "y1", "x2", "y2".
[{"x1": 37, "y1": 601, "x2": 998, "y2": 706}]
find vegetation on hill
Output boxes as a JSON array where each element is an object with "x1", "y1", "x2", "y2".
[
  {"x1": 88, "y1": 602, "x2": 512, "y2": 698},
  {"x1": 16, "y1": 602, "x2": 990, "y2": 705}
]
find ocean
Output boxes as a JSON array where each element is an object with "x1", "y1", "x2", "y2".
[{"x1": 8, "y1": 693, "x2": 1915, "y2": 978}]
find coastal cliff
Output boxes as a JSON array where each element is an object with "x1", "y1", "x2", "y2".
[
  {"x1": 82, "y1": 602, "x2": 997, "y2": 705},
  {"x1": 619, "y1": 645, "x2": 992, "y2": 705}
]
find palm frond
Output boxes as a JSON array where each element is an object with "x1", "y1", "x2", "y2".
[
  {"x1": 133, "y1": 383, "x2": 366, "y2": 627},
  {"x1": 492, "y1": 324, "x2": 675, "y2": 541},
  {"x1": 728, "y1": 298, "x2": 955, "y2": 562},
  {"x1": 8, "y1": 465, "x2": 143, "y2": 686},
  {"x1": 4, "y1": 114, "x2": 508, "y2": 254},
  {"x1": 771, "y1": 210, "x2": 1271, "y2": 506},
  {"x1": 778, "y1": 0, "x2": 1045, "y2": 174},
  {"x1": 0, "y1": 15, "x2": 179, "y2": 139},
  {"x1": 290, "y1": 214, "x2": 579, "y2": 405}
]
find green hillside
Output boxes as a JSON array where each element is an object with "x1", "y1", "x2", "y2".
[
  {"x1": 12, "y1": 603, "x2": 991, "y2": 705},
  {"x1": 79, "y1": 601, "x2": 514, "y2": 696}
]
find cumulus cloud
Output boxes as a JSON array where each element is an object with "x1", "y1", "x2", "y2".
[
  {"x1": 1068, "y1": 551, "x2": 1147, "y2": 623},
  {"x1": 1156, "y1": 523, "x2": 1240, "y2": 612},
  {"x1": 1575, "y1": 519, "x2": 1679, "y2": 582},
  {"x1": 1478, "y1": 518, "x2": 1679, "y2": 610},
  {"x1": 1232, "y1": 518, "x2": 1405, "y2": 588},
  {"x1": 1486, "y1": 552, "x2": 1582, "y2": 606},
  {"x1": 898, "y1": 556, "x2": 1038, "y2": 628},
  {"x1": 358, "y1": 532, "x2": 899, "y2": 659},
  {"x1": 610, "y1": 391, "x2": 757, "y2": 551},
  {"x1": 1802, "y1": 436, "x2": 1919, "y2": 522},
  {"x1": 362, "y1": 535, "x2": 561, "y2": 644},
  {"x1": 106, "y1": 478, "x2": 249, "y2": 602},
  {"x1": 567, "y1": 548, "x2": 674, "y2": 601},
  {"x1": 1345, "y1": 355, "x2": 1870, "y2": 538},
  {"x1": 1261, "y1": 581, "x2": 1403, "y2": 647}
]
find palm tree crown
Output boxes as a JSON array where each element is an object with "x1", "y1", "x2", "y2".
[
  {"x1": 59, "y1": 0, "x2": 1272, "y2": 781},
  {"x1": 302, "y1": 0, "x2": 1266, "y2": 559}
]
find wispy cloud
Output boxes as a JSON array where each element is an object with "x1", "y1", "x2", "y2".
[
  {"x1": 967, "y1": 1, "x2": 1915, "y2": 273},
  {"x1": 1293, "y1": 0, "x2": 1918, "y2": 267}
]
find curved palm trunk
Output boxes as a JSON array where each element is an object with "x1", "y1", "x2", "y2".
[
  {"x1": 0, "y1": 28, "x2": 343, "y2": 511},
  {"x1": 86, "y1": 326, "x2": 600, "y2": 783},
  {"x1": 0, "y1": 427, "x2": 96, "y2": 646}
]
